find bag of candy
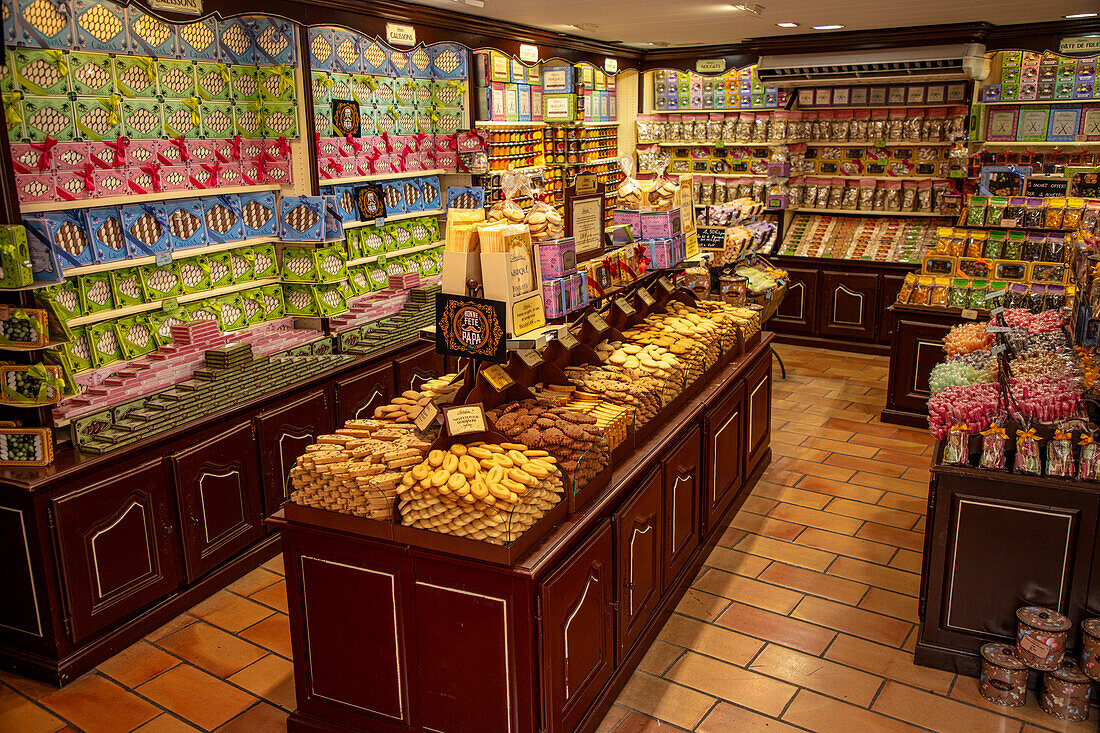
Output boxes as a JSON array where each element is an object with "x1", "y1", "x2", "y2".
[
  {"x1": 1078, "y1": 430, "x2": 1100, "y2": 481},
  {"x1": 1047, "y1": 427, "x2": 1076, "y2": 478},
  {"x1": 1014, "y1": 427, "x2": 1041, "y2": 475},
  {"x1": 616, "y1": 156, "x2": 645, "y2": 210},
  {"x1": 979, "y1": 420, "x2": 1008, "y2": 470},
  {"x1": 525, "y1": 188, "x2": 564, "y2": 242}
]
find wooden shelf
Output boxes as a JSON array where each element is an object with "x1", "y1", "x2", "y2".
[
  {"x1": 807, "y1": 140, "x2": 956, "y2": 147},
  {"x1": 343, "y1": 209, "x2": 445, "y2": 230},
  {"x1": 67, "y1": 277, "x2": 280, "y2": 327},
  {"x1": 0, "y1": 339, "x2": 67, "y2": 351},
  {"x1": 319, "y1": 169, "x2": 450, "y2": 186},
  {"x1": 976, "y1": 98, "x2": 1096, "y2": 106},
  {"x1": 970, "y1": 140, "x2": 1100, "y2": 149},
  {"x1": 347, "y1": 240, "x2": 442, "y2": 267},
  {"x1": 21, "y1": 184, "x2": 283, "y2": 214},
  {"x1": 789, "y1": 208, "x2": 951, "y2": 218},
  {"x1": 62, "y1": 237, "x2": 278, "y2": 277},
  {"x1": 564, "y1": 157, "x2": 619, "y2": 166},
  {"x1": 475, "y1": 121, "x2": 547, "y2": 128}
]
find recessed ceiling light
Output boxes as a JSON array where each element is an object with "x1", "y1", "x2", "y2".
[
  {"x1": 813, "y1": 24, "x2": 844, "y2": 30},
  {"x1": 776, "y1": 21, "x2": 799, "y2": 27},
  {"x1": 1065, "y1": 12, "x2": 1098, "y2": 18}
]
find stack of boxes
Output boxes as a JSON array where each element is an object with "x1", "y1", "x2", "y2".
[
  {"x1": 341, "y1": 282, "x2": 440, "y2": 355},
  {"x1": 982, "y1": 51, "x2": 1098, "y2": 103},
  {"x1": 612, "y1": 208, "x2": 686, "y2": 271},
  {"x1": 538, "y1": 239, "x2": 588, "y2": 319},
  {"x1": 653, "y1": 66, "x2": 787, "y2": 111},
  {"x1": 474, "y1": 52, "x2": 616, "y2": 123}
]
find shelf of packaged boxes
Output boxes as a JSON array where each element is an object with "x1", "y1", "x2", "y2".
[
  {"x1": 66, "y1": 277, "x2": 281, "y2": 328},
  {"x1": 62, "y1": 237, "x2": 280, "y2": 277},
  {"x1": 347, "y1": 240, "x2": 443, "y2": 267},
  {"x1": 969, "y1": 141, "x2": 1100, "y2": 149},
  {"x1": 655, "y1": 141, "x2": 804, "y2": 148},
  {"x1": 20, "y1": 184, "x2": 283, "y2": 215},
  {"x1": 806, "y1": 140, "x2": 958, "y2": 147},
  {"x1": 475, "y1": 121, "x2": 547, "y2": 128},
  {"x1": 320, "y1": 169, "x2": 450, "y2": 186},
  {"x1": 976, "y1": 98, "x2": 1097, "y2": 106},
  {"x1": 794, "y1": 104, "x2": 960, "y2": 111},
  {"x1": 789, "y1": 208, "x2": 953, "y2": 218},
  {"x1": 343, "y1": 209, "x2": 445, "y2": 229}
]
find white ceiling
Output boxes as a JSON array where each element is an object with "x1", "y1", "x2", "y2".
[{"x1": 409, "y1": 0, "x2": 1098, "y2": 48}]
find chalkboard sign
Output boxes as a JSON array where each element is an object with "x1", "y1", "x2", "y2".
[
  {"x1": 1023, "y1": 176, "x2": 1071, "y2": 198},
  {"x1": 697, "y1": 226, "x2": 726, "y2": 250}
]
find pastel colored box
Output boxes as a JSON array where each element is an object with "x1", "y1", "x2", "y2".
[
  {"x1": 307, "y1": 26, "x2": 336, "y2": 71},
  {"x1": 359, "y1": 37, "x2": 392, "y2": 76},
  {"x1": 40, "y1": 211, "x2": 95, "y2": 268},
  {"x1": 22, "y1": 96, "x2": 76, "y2": 142},
  {"x1": 194, "y1": 61, "x2": 231, "y2": 102},
  {"x1": 232, "y1": 104, "x2": 263, "y2": 139},
  {"x1": 537, "y1": 238, "x2": 578, "y2": 278},
  {"x1": 111, "y1": 267, "x2": 147, "y2": 306},
  {"x1": 230, "y1": 65, "x2": 260, "y2": 102},
  {"x1": 164, "y1": 200, "x2": 208, "y2": 249},
  {"x1": 14, "y1": 0, "x2": 74, "y2": 48},
  {"x1": 280, "y1": 195, "x2": 326, "y2": 241},
  {"x1": 175, "y1": 18, "x2": 220, "y2": 61},
  {"x1": 87, "y1": 321, "x2": 123, "y2": 365},
  {"x1": 125, "y1": 6, "x2": 177, "y2": 58},
  {"x1": 200, "y1": 101, "x2": 235, "y2": 138},
  {"x1": 381, "y1": 181, "x2": 407, "y2": 216},
  {"x1": 161, "y1": 99, "x2": 202, "y2": 140},
  {"x1": 429, "y1": 43, "x2": 466, "y2": 81},
  {"x1": 238, "y1": 191, "x2": 278, "y2": 238},
  {"x1": 246, "y1": 15, "x2": 296, "y2": 66},
  {"x1": 13, "y1": 48, "x2": 71, "y2": 97},
  {"x1": 84, "y1": 206, "x2": 128, "y2": 263},
  {"x1": 52, "y1": 167, "x2": 91, "y2": 202},
  {"x1": 113, "y1": 55, "x2": 159, "y2": 99},
  {"x1": 201, "y1": 195, "x2": 244, "y2": 244},
  {"x1": 53, "y1": 141, "x2": 94, "y2": 170},
  {"x1": 120, "y1": 100, "x2": 163, "y2": 140},
  {"x1": 404, "y1": 44, "x2": 434, "y2": 79},
  {"x1": 256, "y1": 66, "x2": 296, "y2": 103},
  {"x1": 78, "y1": 272, "x2": 114, "y2": 314},
  {"x1": 217, "y1": 17, "x2": 256, "y2": 65},
  {"x1": 14, "y1": 173, "x2": 55, "y2": 205},
  {"x1": 227, "y1": 248, "x2": 253, "y2": 282},
  {"x1": 72, "y1": 0, "x2": 127, "y2": 52},
  {"x1": 330, "y1": 29, "x2": 362, "y2": 74},
  {"x1": 152, "y1": 165, "x2": 192, "y2": 193},
  {"x1": 73, "y1": 96, "x2": 121, "y2": 142},
  {"x1": 206, "y1": 251, "x2": 232, "y2": 286},
  {"x1": 261, "y1": 102, "x2": 298, "y2": 138}
]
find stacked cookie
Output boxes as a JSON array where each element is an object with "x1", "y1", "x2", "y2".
[
  {"x1": 397, "y1": 442, "x2": 564, "y2": 544},
  {"x1": 561, "y1": 363, "x2": 665, "y2": 426},
  {"x1": 289, "y1": 420, "x2": 434, "y2": 519},
  {"x1": 594, "y1": 339, "x2": 684, "y2": 383},
  {"x1": 372, "y1": 373, "x2": 462, "y2": 421},
  {"x1": 486, "y1": 399, "x2": 610, "y2": 491}
]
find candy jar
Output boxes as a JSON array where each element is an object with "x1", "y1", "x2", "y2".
[
  {"x1": 979, "y1": 422, "x2": 1007, "y2": 470},
  {"x1": 943, "y1": 424, "x2": 970, "y2": 466},
  {"x1": 1046, "y1": 428, "x2": 1076, "y2": 479},
  {"x1": 1015, "y1": 427, "x2": 1041, "y2": 475}
]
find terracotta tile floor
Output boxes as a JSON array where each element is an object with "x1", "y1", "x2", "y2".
[{"x1": 1, "y1": 344, "x2": 1092, "y2": 732}]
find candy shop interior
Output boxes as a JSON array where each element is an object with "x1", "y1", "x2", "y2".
[{"x1": 3, "y1": 0, "x2": 1100, "y2": 731}]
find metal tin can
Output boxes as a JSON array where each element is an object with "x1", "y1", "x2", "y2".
[
  {"x1": 1016, "y1": 606, "x2": 1071, "y2": 671},
  {"x1": 1039, "y1": 659, "x2": 1092, "y2": 722},
  {"x1": 978, "y1": 643, "x2": 1028, "y2": 707},
  {"x1": 1081, "y1": 618, "x2": 1100, "y2": 682}
]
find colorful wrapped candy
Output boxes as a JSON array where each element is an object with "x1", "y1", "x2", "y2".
[
  {"x1": 1047, "y1": 428, "x2": 1076, "y2": 479},
  {"x1": 943, "y1": 425, "x2": 970, "y2": 466},
  {"x1": 929, "y1": 361, "x2": 987, "y2": 393},
  {"x1": 979, "y1": 422, "x2": 1008, "y2": 470},
  {"x1": 1079, "y1": 432, "x2": 1100, "y2": 482},
  {"x1": 1015, "y1": 428, "x2": 1042, "y2": 475},
  {"x1": 944, "y1": 322, "x2": 993, "y2": 356}
]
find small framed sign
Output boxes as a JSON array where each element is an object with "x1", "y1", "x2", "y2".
[
  {"x1": 566, "y1": 172, "x2": 606, "y2": 262},
  {"x1": 444, "y1": 404, "x2": 488, "y2": 436},
  {"x1": 1022, "y1": 175, "x2": 1071, "y2": 198},
  {"x1": 435, "y1": 293, "x2": 507, "y2": 363}
]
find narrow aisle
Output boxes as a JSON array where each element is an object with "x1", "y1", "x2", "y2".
[{"x1": 598, "y1": 345, "x2": 1090, "y2": 733}]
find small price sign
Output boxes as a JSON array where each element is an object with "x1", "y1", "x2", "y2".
[
  {"x1": 657, "y1": 276, "x2": 675, "y2": 294},
  {"x1": 155, "y1": 251, "x2": 173, "y2": 266},
  {"x1": 444, "y1": 404, "x2": 488, "y2": 436},
  {"x1": 481, "y1": 363, "x2": 515, "y2": 391},
  {"x1": 413, "y1": 401, "x2": 440, "y2": 431},
  {"x1": 637, "y1": 287, "x2": 656, "y2": 306},
  {"x1": 517, "y1": 348, "x2": 543, "y2": 368},
  {"x1": 613, "y1": 297, "x2": 636, "y2": 317},
  {"x1": 558, "y1": 329, "x2": 580, "y2": 349},
  {"x1": 587, "y1": 312, "x2": 609, "y2": 331}
]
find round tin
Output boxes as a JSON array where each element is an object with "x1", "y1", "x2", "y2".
[
  {"x1": 978, "y1": 643, "x2": 1028, "y2": 707},
  {"x1": 1016, "y1": 606, "x2": 1071, "y2": 671},
  {"x1": 1039, "y1": 659, "x2": 1092, "y2": 722},
  {"x1": 1081, "y1": 618, "x2": 1100, "y2": 682}
]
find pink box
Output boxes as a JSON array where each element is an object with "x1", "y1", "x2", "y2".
[
  {"x1": 54, "y1": 169, "x2": 92, "y2": 202},
  {"x1": 244, "y1": 159, "x2": 292, "y2": 186},
  {"x1": 11, "y1": 143, "x2": 50, "y2": 174},
  {"x1": 53, "y1": 142, "x2": 94, "y2": 171},
  {"x1": 318, "y1": 156, "x2": 348, "y2": 180},
  {"x1": 15, "y1": 172, "x2": 56, "y2": 204},
  {"x1": 186, "y1": 139, "x2": 219, "y2": 165},
  {"x1": 157, "y1": 165, "x2": 194, "y2": 192},
  {"x1": 239, "y1": 139, "x2": 267, "y2": 162},
  {"x1": 125, "y1": 140, "x2": 162, "y2": 170},
  {"x1": 156, "y1": 139, "x2": 191, "y2": 167},
  {"x1": 537, "y1": 239, "x2": 578, "y2": 277},
  {"x1": 316, "y1": 136, "x2": 342, "y2": 159},
  {"x1": 434, "y1": 150, "x2": 458, "y2": 171},
  {"x1": 208, "y1": 162, "x2": 245, "y2": 188},
  {"x1": 371, "y1": 155, "x2": 400, "y2": 176},
  {"x1": 92, "y1": 168, "x2": 129, "y2": 198}
]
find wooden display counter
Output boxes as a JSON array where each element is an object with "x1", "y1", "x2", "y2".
[
  {"x1": 269, "y1": 335, "x2": 774, "y2": 733},
  {"x1": 0, "y1": 340, "x2": 452, "y2": 686},
  {"x1": 881, "y1": 305, "x2": 984, "y2": 428},
  {"x1": 917, "y1": 458, "x2": 1100, "y2": 677},
  {"x1": 769, "y1": 256, "x2": 916, "y2": 354}
]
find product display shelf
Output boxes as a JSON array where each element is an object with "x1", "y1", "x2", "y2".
[
  {"x1": 0, "y1": 339, "x2": 68, "y2": 352},
  {"x1": 789, "y1": 208, "x2": 951, "y2": 218},
  {"x1": 343, "y1": 208, "x2": 445, "y2": 229},
  {"x1": 475, "y1": 121, "x2": 548, "y2": 128},
  {"x1": 347, "y1": 240, "x2": 444, "y2": 267},
  {"x1": 20, "y1": 185, "x2": 284, "y2": 215},
  {"x1": 797, "y1": 104, "x2": 960, "y2": 110},
  {"x1": 318, "y1": 169, "x2": 449, "y2": 186},
  {"x1": 971, "y1": 141, "x2": 1100, "y2": 149},
  {"x1": 564, "y1": 156, "x2": 619, "y2": 166},
  {"x1": 978, "y1": 98, "x2": 1096, "y2": 106},
  {"x1": 271, "y1": 332, "x2": 774, "y2": 733},
  {"x1": 61, "y1": 237, "x2": 280, "y2": 277},
  {"x1": 66, "y1": 278, "x2": 281, "y2": 328}
]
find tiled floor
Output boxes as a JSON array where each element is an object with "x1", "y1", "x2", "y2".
[{"x1": 1, "y1": 344, "x2": 1092, "y2": 732}]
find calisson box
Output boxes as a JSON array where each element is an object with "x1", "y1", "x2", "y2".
[{"x1": 474, "y1": 50, "x2": 511, "y2": 84}]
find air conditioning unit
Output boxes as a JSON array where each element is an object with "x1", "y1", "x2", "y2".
[{"x1": 757, "y1": 43, "x2": 990, "y2": 86}]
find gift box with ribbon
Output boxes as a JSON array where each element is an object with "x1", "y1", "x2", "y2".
[
  {"x1": 261, "y1": 102, "x2": 297, "y2": 138},
  {"x1": 257, "y1": 65, "x2": 296, "y2": 102},
  {"x1": 156, "y1": 59, "x2": 196, "y2": 99},
  {"x1": 113, "y1": 55, "x2": 159, "y2": 98},
  {"x1": 280, "y1": 195, "x2": 325, "y2": 242},
  {"x1": 110, "y1": 267, "x2": 147, "y2": 306},
  {"x1": 249, "y1": 243, "x2": 278, "y2": 279},
  {"x1": 86, "y1": 320, "x2": 123, "y2": 366},
  {"x1": 162, "y1": 98, "x2": 202, "y2": 140},
  {"x1": 164, "y1": 199, "x2": 207, "y2": 249},
  {"x1": 22, "y1": 95, "x2": 75, "y2": 142},
  {"x1": 218, "y1": 17, "x2": 256, "y2": 65},
  {"x1": 239, "y1": 191, "x2": 277, "y2": 238},
  {"x1": 200, "y1": 194, "x2": 244, "y2": 244},
  {"x1": 227, "y1": 248, "x2": 253, "y2": 283},
  {"x1": 359, "y1": 38, "x2": 393, "y2": 77},
  {"x1": 119, "y1": 99, "x2": 162, "y2": 140},
  {"x1": 0, "y1": 225, "x2": 34, "y2": 289},
  {"x1": 125, "y1": 7, "x2": 176, "y2": 59},
  {"x1": 115, "y1": 315, "x2": 156, "y2": 359},
  {"x1": 13, "y1": 48, "x2": 71, "y2": 96},
  {"x1": 36, "y1": 210, "x2": 94, "y2": 268},
  {"x1": 200, "y1": 101, "x2": 235, "y2": 138},
  {"x1": 84, "y1": 206, "x2": 127, "y2": 262},
  {"x1": 248, "y1": 16, "x2": 296, "y2": 66},
  {"x1": 0, "y1": 364, "x2": 64, "y2": 406},
  {"x1": 176, "y1": 18, "x2": 219, "y2": 61},
  {"x1": 72, "y1": 0, "x2": 127, "y2": 52},
  {"x1": 307, "y1": 27, "x2": 335, "y2": 72},
  {"x1": 78, "y1": 271, "x2": 113, "y2": 313},
  {"x1": 14, "y1": 0, "x2": 73, "y2": 48},
  {"x1": 194, "y1": 61, "x2": 231, "y2": 101},
  {"x1": 176, "y1": 255, "x2": 210, "y2": 293},
  {"x1": 428, "y1": 43, "x2": 467, "y2": 81},
  {"x1": 14, "y1": 172, "x2": 54, "y2": 204},
  {"x1": 90, "y1": 166, "x2": 127, "y2": 197},
  {"x1": 206, "y1": 252, "x2": 232, "y2": 287}
]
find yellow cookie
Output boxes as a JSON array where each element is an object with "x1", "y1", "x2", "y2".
[
  {"x1": 442, "y1": 453, "x2": 459, "y2": 473},
  {"x1": 430, "y1": 469, "x2": 450, "y2": 487},
  {"x1": 506, "y1": 449, "x2": 528, "y2": 465},
  {"x1": 451, "y1": 443, "x2": 468, "y2": 456},
  {"x1": 468, "y1": 446, "x2": 493, "y2": 460},
  {"x1": 458, "y1": 455, "x2": 479, "y2": 479},
  {"x1": 411, "y1": 462, "x2": 431, "y2": 481},
  {"x1": 447, "y1": 473, "x2": 467, "y2": 491},
  {"x1": 428, "y1": 450, "x2": 445, "y2": 467}
]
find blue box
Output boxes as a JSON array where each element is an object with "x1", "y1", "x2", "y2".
[
  {"x1": 21, "y1": 217, "x2": 64, "y2": 284},
  {"x1": 120, "y1": 203, "x2": 173, "y2": 255},
  {"x1": 541, "y1": 64, "x2": 575, "y2": 94},
  {"x1": 428, "y1": 43, "x2": 467, "y2": 81},
  {"x1": 1047, "y1": 107, "x2": 1081, "y2": 141},
  {"x1": 381, "y1": 181, "x2": 407, "y2": 216},
  {"x1": 247, "y1": 16, "x2": 297, "y2": 66},
  {"x1": 200, "y1": 195, "x2": 244, "y2": 244},
  {"x1": 85, "y1": 207, "x2": 128, "y2": 263},
  {"x1": 419, "y1": 176, "x2": 442, "y2": 210},
  {"x1": 401, "y1": 179, "x2": 424, "y2": 213},
  {"x1": 41, "y1": 211, "x2": 95, "y2": 268},
  {"x1": 323, "y1": 185, "x2": 359, "y2": 223},
  {"x1": 447, "y1": 186, "x2": 484, "y2": 210},
  {"x1": 330, "y1": 28, "x2": 362, "y2": 74},
  {"x1": 323, "y1": 195, "x2": 345, "y2": 241},
  {"x1": 280, "y1": 195, "x2": 326, "y2": 241},
  {"x1": 165, "y1": 200, "x2": 208, "y2": 250},
  {"x1": 238, "y1": 191, "x2": 278, "y2": 238},
  {"x1": 217, "y1": 17, "x2": 256, "y2": 64}
]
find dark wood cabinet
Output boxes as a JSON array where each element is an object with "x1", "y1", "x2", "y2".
[
  {"x1": 771, "y1": 267, "x2": 818, "y2": 334},
  {"x1": 745, "y1": 354, "x2": 772, "y2": 477},
  {"x1": 394, "y1": 344, "x2": 446, "y2": 394},
  {"x1": 49, "y1": 460, "x2": 182, "y2": 642},
  {"x1": 614, "y1": 467, "x2": 662, "y2": 661},
  {"x1": 878, "y1": 274, "x2": 908, "y2": 342},
  {"x1": 918, "y1": 466, "x2": 1100, "y2": 676},
  {"x1": 662, "y1": 427, "x2": 700, "y2": 590},
  {"x1": 256, "y1": 388, "x2": 333, "y2": 518},
  {"x1": 703, "y1": 380, "x2": 746, "y2": 536},
  {"x1": 540, "y1": 519, "x2": 614, "y2": 733},
  {"x1": 818, "y1": 270, "x2": 880, "y2": 342},
  {"x1": 333, "y1": 360, "x2": 395, "y2": 425},
  {"x1": 170, "y1": 422, "x2": 264, "y2": 582}
]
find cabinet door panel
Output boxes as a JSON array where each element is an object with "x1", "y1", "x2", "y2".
[
  {"x1": 704, "y1": 380, "x2": 746, "y2": 537},
  {"x1": 771, "y1": 267, "x2": 818, "y2": 334},
  {"x1": 818, "y1": 271, "x2": 880, "y2": 341},
  {"x1": 663, "y1": 427, "x2": 701, "y2": 589},
  {"x1": 334, "y1": 361, "x2": 395, "y2": 425},
  {"x1": 540, "y1": 520, "x2": 614, "y2": 733},
  {"x1": 615, "y1": 467, "x2": 662, "y2": 661},
  {"x1": 170, "y1": 422, "x2": 263, "y2": 581},
  {"x1": 878, "y1": 275, "x2": 908, "y2": 343},
  {"x1": 51, "y1": 460, "x2": 182, "y2": 642},
  {"x1": 745, "y1": 354, "x2": 772, "y2": 477},
  {"x1": 394, "y1": 344, "x2": 446, "y2": 394},
  {"x1": 256, "y1": 388, "x2": 333, "y2": 517},
  {"x1": 889, "y1": 318, "x2": 956, "y2": 413}
]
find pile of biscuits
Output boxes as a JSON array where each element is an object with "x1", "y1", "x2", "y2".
[
  {"x1": 289, "y1": 420, "x2": 433, "y2": 519},
  {"x1": 372, "y1": 374, "x2": 462, "y2": 421},
  {"x1": 594, "y1": 340, "x2": 684, "y2": 384},
  {"x1": 486, "y1": 399, "x2": 609, "y2": 490},
  {"x1": 397, "y1": 442, "x2": 564, "y2": 544},
  {"x1": 562, "y1": 363, "x2": 664, "y2": 426},
  {"x1": 526, "y1": 205, "x2": 564, "y2": 242},
  {"x1": 488, "y1": 199, "x2": 525, "y2": 224}
]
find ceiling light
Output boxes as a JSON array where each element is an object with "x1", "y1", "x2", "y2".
[
  {"x1": 732, "y1": 3, "x2": 764, "y2": 13},
  {"x1": 776, "y1": 21, "x2": 799, "y2": 27},
  {"x1": 813, "y1": 24, "x2": 844, "y2": 30},
  {"x1": 1065, "y1": 12, "x2": 1098, "y2": 18}
]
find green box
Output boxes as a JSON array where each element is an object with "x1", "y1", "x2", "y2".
[
  {"x1": 541, "y1": 93, "x2": 577, "y2": 122},
  {"x1": 311, "y1": 71, "x2": 333, "y2": 105},
  {"x1": 250, "y1": 244, "x2": 278, "y2": 279},
  {"x1": 239, "y1": 287, "x2": 266, "y2": 325},
  {"x1": 194, "y1": 62, "x2": 231, "y2": 102},
  {"x1": 230, "y1": 66, "x2": 260, "y2": 102},
  {"x1": 282, "y1": 283, "x2": 317, "y2": 315},
  {"x1": 110, "y1": 268, "x2": 147, "y2": 307},
  {"x1": 261, "y1": 102, "x2": 298, "y2": 139},
  {"x1": 13, "y1": 48, "x2": 71, "y2": 96},
  {"x1": 360, "y1": 227, "x2": 385, "y2": 256},
  {"x1": 227, "y1": 248, "x2": 253, "y2": 283},
  {"x1": 313, "y1": 283, "x2": 347, "y2": 316},
  {"x1": 79, "y1": 272, "x2": 115, "y2": 314},
  {"x1": 232, "y1": 103, "x2": 263, "y2": 139},
  {"x1": 22, "y1": 96, "x2": 76, "y2": 142},
  {"x1": 161, "y1": 98, "x2": 202, "y2": 139},
  {"x1": 257, "y1": 66, "x2": 296, "y2": 102},
  {"x1": 69, "y1": 52, "x2": 115, "y2": 97},
  {"x1": 156, "y1": 59, "x2": 196, "y2": 99},
  {"x1": 0, "y1": 225, "x2": 33, "y2": 288},
  {"x1": 258, "y1": 283, "x2": 285, "y2": 320},
  {"x1": 62, "y1": 326, "x2": 96, "y2": 371},
  {"x1": 114, "y1": 56, "x2": 158, "y2": 98},
  {"x1": 73, "y1": 96, "x2": 121, "y2": 142},
  {"x1": 206, "y1": 252, "x2": 233, "y2": 288},
  {"x1": 200, "y1": 100, "x2": 234, "y2": 138},
  {"x1": 366, "y1": 260, "x2": 388, "y2": 291},
  {"x1": 214, "y1": 294, "x2": 247, "y2": 331},
  {"x1": 39, "y1": 281, "x2": 82, "y2": 323},
  {"x1": 148, "y1": 308, "x2": 189, "y2": 346},
  {"x1": 346, "y1": 266, "x2": 371, "y2": 295},
  {"x1": 186, "y1": 302, "x2": 220, "y2": 325},
  {"x1": 121, "y1": 100, "x2": 162, "y2": 140},
  {"x1": 140, "y1": 262, "x2": 183, "y2": 299},
  {"x1": 176, "y1": 256, "x2": 211, "y2": 294},
  {"x1": 344, "y1": 229, "x2": 363, "y2": 261},
  {"x1": 87, "y1": 321, "x2": 124, "y2": 366},
  {"x1": 116, "y1": 315, "x2": 156, "y2": 358}
]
